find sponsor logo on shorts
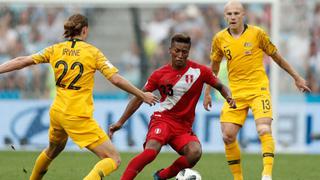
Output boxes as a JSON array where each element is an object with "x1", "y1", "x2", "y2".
[
  {"x1": 155, "y1": 128, "x2": 162, "y2": 134},
  {"x1": 263, "y1": 109, "x2": 270, "y2": 113}
]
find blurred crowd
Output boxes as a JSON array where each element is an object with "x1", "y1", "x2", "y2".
[
  {"x1": 278, "y1": 1, "x2": 320, "y2": 94},
  {"x1": 304, "y1": 2, "x2": 320, "y2": 94},
  {"x1": 0, "y1": 2, "x2": 319, "y2": 99}
]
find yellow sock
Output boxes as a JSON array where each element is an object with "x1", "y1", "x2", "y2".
[
  {"x1": 225, "y1": 141, "x2": 243, "y2": 180},
  {"x1": 260, "y1": 134, "x2": 275, "y2": 176},
  {"x1": 30, "y1": 151, "x2": 52, "y2": 180},
  {"x1": 84, "y1": 158, "x2": 117, "y2": 180}
]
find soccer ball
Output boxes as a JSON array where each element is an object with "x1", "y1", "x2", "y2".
[{"x1": 175, "y1": 168, "x2": 201, "y2": 180}]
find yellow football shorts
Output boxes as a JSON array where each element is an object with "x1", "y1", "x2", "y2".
[
  {"x1": 220, "y1": 93, "x2": 273, "y2": 125},
  {"x1": 49, "y1": 109, "x2": 108, "y2": 149}
]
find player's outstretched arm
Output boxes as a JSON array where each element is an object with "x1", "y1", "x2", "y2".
[
  {"x1": 109, "y1": 73, "x2": 159, "y2": 106},
  {"x1": 212, "y1": 79, "x2": 236, "y2": 109},
  {"x1": 270, "y1": 52, "x2": 311, "y2": 93},
  {"x1": 203, "y1": 61, "x2": 222, "y2": 111},
  {"x1": 0, "y1": 56, "x2": 35, "y2": 74},
  {"x1": 108, "y1": 93, "x2": 145, "y2": 138}
]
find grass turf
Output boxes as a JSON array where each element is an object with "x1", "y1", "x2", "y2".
[{"x1": 0, "y1": 151, "x2": 319, "y2": 179}]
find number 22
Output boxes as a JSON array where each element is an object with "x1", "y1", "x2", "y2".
[{"x1": 55, "y1": 60, "x2": 83, "y2": 90}]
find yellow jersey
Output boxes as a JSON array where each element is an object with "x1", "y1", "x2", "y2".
[
  {"x1": 32, "y1": 39, "x2": 118, "y2": 117},
  {"x1": 210, "y1": 24, "x2": 277, "y2": 98}
]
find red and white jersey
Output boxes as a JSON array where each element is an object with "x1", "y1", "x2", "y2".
[{"x1": 145, "y1": 60, "x2": 219, "y2": 128}]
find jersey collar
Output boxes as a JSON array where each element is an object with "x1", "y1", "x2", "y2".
[
  {"x1": 227, "y1": 24, "x2": 248, "y2": 36},
  {"x1": 68, "y1": 38, "x2": 83, "y2": 42}
]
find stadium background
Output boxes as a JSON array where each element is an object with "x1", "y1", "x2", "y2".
[{"x1": 0, "y1": 0, "x2": 320, "y2": 179}]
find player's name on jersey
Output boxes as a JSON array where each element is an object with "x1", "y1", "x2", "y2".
[{"x1": 62, "y1": 48, "x2": 80, "y2": 56}]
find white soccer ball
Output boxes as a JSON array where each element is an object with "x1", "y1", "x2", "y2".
[{"x1": 175, "y1": 168, "x2": 201, "y2": 180}]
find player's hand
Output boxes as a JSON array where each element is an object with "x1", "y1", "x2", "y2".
[
  {"x1": 203, "y1": 93, "x2": 212, "y2": 111},
  {"x1": 295, "y1": 77, "x2": 311, "y2": 93},
  {"x1": 142, "y1": 92, "x2": 159, "y2": 106},
  {"x1": 227, "y1": 97, "x2": 236, "y2": 109},
  {"x1": 108, "y1": 122, "x2": 123, "y2": 139}
]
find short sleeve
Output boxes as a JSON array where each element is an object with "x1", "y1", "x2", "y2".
[
  {"x1": 96, "y1": 49, "x2": 119, "y2": 79},
  {"x1": 258, "y1": 28, "x2": 278, "y2": 56},
  {"x1": 31, "y1": 46, "x2": 53, "y2": 64},
  {"x1": 202, "y1": 65, "x2": 218, "y2": 86},
  {"x1": 210, "y1": 35, "x2": 224, "y2": 63},
  {"x1": 144, "y1": 71, "x2": 158, "y2": 92}
]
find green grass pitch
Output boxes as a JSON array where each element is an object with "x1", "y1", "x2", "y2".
[{"x1": 0, "y1": 151, "x2": 319, "y2": 179}]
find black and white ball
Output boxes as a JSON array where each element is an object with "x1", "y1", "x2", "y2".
[{"x1": 176, "y1": 168, "x2": 201, "y2": 180}]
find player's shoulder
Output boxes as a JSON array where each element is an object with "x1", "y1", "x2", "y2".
[
  {"x1": 77, "y1": 41, "x2": 105, "y2": 58},
  {"x1": 214, "y1": 28, "x2": 229, "y2": 39},
  {"x1": 82, "y1": 41, "x2": 98, "y2": 49},
  {"x1": 51, "y1": 41, "x2": 64, "y2": 49},
  {"x1": 187, "y1": 60, "x2": 210, "y2": 71},
  {"x1": 247, "y1": 24, "x2": 266, "y2": 34},
  {"x1": 77, "y1": 41, "x2": 100, "y2": 53},
  {"x1": 153, "y1": 64, "x2": 171, "y2": 74},
  {"x1": 147, "y1": 64, "x2": 169, "y2": 79},
  {"x1": 187, "y1": 60, "x2": 201, "y2": 67}
]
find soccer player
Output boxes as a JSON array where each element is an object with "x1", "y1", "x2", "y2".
[
  {"x1": 108, "y1": 33, "x2": 236, "y2": 180},
  {"x1": 203, "y1": 1, "x2": 311, "y2": 180},
  {"x1": 0, "y1": 14, "x2": 158, "y2": 180}
]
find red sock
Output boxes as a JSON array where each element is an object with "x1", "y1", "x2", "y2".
[
  {"x1": 158, "y1": 156, "x2": 191, "y2": 179},
  {"x1": 121, "y1": 149, "x2": 158, "y2": 180}
]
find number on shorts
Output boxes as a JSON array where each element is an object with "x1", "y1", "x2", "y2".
[{"x1": 261, "y1": 99, "x2": 270, "y2": 110}]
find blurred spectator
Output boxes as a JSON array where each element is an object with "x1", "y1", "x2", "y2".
[
  {"x1": 306, "y1": 40, "x2": 320, "y2": 93},
  {"x1": 0, "y1": 9, "x2": 18, "y2": 62},
  {"x1": 145, "y1": 8, "x2": 173, "y2": 45},
  {"x1": 119, "y1": 42, "x2": 141, "y2": 87}
]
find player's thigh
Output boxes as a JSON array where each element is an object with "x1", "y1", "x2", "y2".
[
  {"x1": 170, "y1": 131, "x2": 200, "y2": 155},
  {"x1": 251, "y1": 93, "x2": 273, "y2": 120},
  {"x1": 221, "y1": 122, "x2": 242, "y2": 138},
  {"x1": 144, "y1": 119, "x2": 171, "y2": 149},
  {"x1": 62, "y1": 116, "x2": 108, "y2": 149},
  {"x1": 220, "y1": 100, "x2": 249, "y2": 126},
  {"x1": 49, "y1": 109, "x2": 68, "y2": 145}
]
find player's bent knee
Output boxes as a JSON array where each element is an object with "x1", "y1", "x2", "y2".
[
  {"x1": 185, "y1": 143, "x2": 202, "y2": 163},
  {"x1": 222, "y1": 134, "x2": 236, "y2": 145},
  {"x1": 257, "y1": 126, "x2": 272, "y2": 136},
  {"x1": 188, "y1": 148, "x2": 202, "y2": 158}
]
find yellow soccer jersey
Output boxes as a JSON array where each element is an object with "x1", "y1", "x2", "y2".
[
  {"x1": 210, "y1": 24, "x2": 277, "y2": 98},
  {"x1": 32, "y1": 39, "x2": 118, "y2": 117}
]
